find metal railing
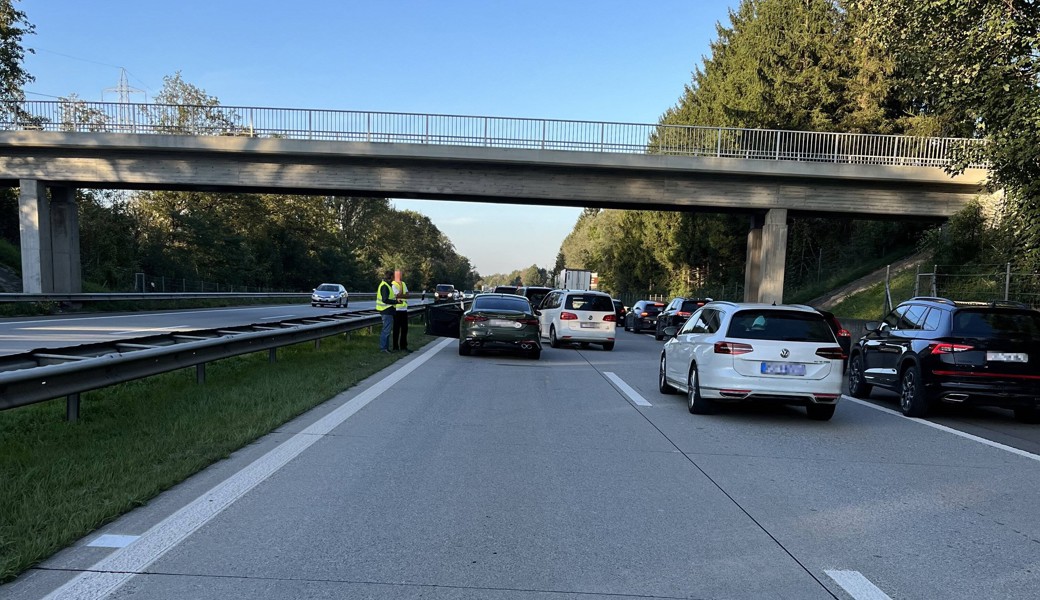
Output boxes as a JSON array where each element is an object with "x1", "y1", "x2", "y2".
[
  {"x1": 0, "y1": 292, "x2": 377, "y2": 303},
  {"x1": 2, "y1": 100, "x2": 987, "y2": 168}
]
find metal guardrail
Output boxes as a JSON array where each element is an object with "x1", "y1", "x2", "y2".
[
  {"x1": 0, "y1": 292, "x2": 377, "y2": 303},
  {"x1": 3, "y1": 100, "x2": 987, "y2": 168},
  {"x1": 0, "y1": 304, "x2": 429, "y2": 419}
]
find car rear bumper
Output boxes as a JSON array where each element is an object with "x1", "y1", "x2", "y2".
[
  {"x1": 926, "y1": 377, "x2": 1040, "y2": 408},
  {"x1": 700, "y1": 367, "x2": 842, "y2": 406},
  {"x1": 463, "y1": 335, "x2": 541, "y2": 351}
]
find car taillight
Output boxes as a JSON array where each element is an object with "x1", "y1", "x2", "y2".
[
  {"x1": 560, "y1": 312, "x2": 578, "y2": 320},
  {"x1": 519, "y1": 318, "x2": 539, "y2": 325},
  {"x1": 930, "y1": 343, "x2": 974, "y2": 354},
  {"x1": 714, "y1": 341, "x2": 754, "y2": 355},
  {"x1": 816, "y1": 347, "x2": 846, "y2": 360},
  {"x1": 677, "y1": 312, "x2": 691, "y2": 317},
  {"x1": 603, "y1": 314, "x2": 616, "y2": 322},
  {"x1": 464, "y1": 315, "x2": 488, "y2": 322},
  {"x1": 640, "y1": 312, "x2": 649, "y2": 317},
  {"x1": 837, "y1": 329, "x2": 850, "y2": 338}
]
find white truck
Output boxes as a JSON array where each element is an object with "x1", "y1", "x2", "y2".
[{"x1": 557, "y1": 268, "x2": 594, "y2": 290}]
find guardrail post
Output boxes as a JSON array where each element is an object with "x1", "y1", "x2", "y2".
[
  {"x1": 66, "y1": 393, "x2": 80, "y2": 422},
  {"x1": 314, "y1": 339, "x2": 321, "y2": 350},
  {"x1": 1005, "y1": 262, "x2": 1012, "y2": 301},
  {"x1": 269, "y1": 348, "x2": 277, "y2": 363},
  {"x1": 196, "y1": 363, "x2": 206, "y2": 384}
]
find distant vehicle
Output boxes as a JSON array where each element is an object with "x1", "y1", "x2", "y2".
[
  {"x1": 538, "y1": 289, "x2": 616, "y2": 350},
  {"x1": 612, "y1": 299, "x2": 628, "y2": 325},
  {"x1": 556, "y1": 268, "x2": 593, "y2": 291},
  {"x1": 516, "y1": 286, "x2": 553, "y2": 308},
  {"x1": 625, "y1": 300, "x2": 665, "y2": 334},
  {"x1": 458, "y1": 293, "x2": 541, "y2": 359},
  {"x1": 434, "y1": 283, "x2": 456, "y2": 302},
  {"x1": 492, "y1": 285, "x2": 518, "y2": 295},
  {"x1": 655, "y1": 297, "x2": 713, "y2": 340},
  {"x1": 815, "y1": 308, "x2": 851, "y2": 369},
  {"x1": 848, "y1": 297, "x2": 1040, "y2": 421},
  {"x1": 311, "y1": 283, "x2": 349, "y2": 308},
  {"x1": 658, "y1": 302, "x2": 844, "y2": 420},
  {"x1": 462, "y1": 290, "x2": 476, "y2": 300}
]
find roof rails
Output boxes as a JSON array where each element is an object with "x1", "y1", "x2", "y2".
[
  {"x1": 908, "y1": 296, "x2": 956, "y2": 305},
  {"x1": 909, "y1": 297, "x2": 1032, "y2": 309}
]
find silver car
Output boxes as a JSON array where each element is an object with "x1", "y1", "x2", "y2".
[{"x1": 311, "y1": 283, "x2": 349, "y2": 308}]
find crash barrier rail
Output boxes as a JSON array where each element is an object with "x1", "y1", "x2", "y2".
[
  {"x1": 0, "y1": 292, "x2": 375, "y2": 303},
  {"x1": 0, "y1": 304, "x2": 428, "y2": 420},
  {"x1": 4, "y1": 100, "x2": 986, "y2": 168}
]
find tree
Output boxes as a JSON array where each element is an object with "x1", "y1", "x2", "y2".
[
  {"x1": 0, "y1": 0, "x2": 33, "y2": 121},
  {"x1": 145, "y1": 71, "x2": 238, "y2": 135}
]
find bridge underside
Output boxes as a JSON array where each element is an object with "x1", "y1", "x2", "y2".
[{"x1": 1, "y1": 133, "x2": 987, "y2": 299}]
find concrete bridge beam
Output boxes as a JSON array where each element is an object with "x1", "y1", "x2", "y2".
[{"x1": 17, "y1": 180, "x2": 82, "y2": 293}]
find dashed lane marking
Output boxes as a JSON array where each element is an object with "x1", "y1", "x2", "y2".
[
  {"x1": 604, "y1": 372, "x2": 653, "y2": 407},
  {"x1": 825, "y1": 569, "x2": 894, "y2": 600}
]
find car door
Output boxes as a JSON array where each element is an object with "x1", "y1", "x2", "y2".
[
  {"x1": 538, "y1": 292, "x2": 560, "y2": 338},
  {"x1": 425, "y1": 302, "x2": 463, "y2": 338},
  {"x1": 667, "y1": 308, "x2": 713, "y2": 386}
]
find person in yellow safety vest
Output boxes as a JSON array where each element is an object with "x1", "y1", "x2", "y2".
[
  {"x1": 376, "y1": 268, "x2": 397, "y2": 353},
  {"x1": 391, "y1": 272, "x2": 410, "y2": 353}
]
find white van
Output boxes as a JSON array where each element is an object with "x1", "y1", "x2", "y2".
[{"x1": 538, "y1": 290, "x2": 617, "y2": 351}]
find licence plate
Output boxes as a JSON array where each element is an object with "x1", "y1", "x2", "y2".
[
  {"x1": 580, "y1": 322, "x2": 598, "y2": 328},
  {"x1": 490, "y1": 319, "x2": 518, "y2": 328},
  {"x1": 760, "y1": 362, "x2": 806, "y2": 376},
  {"x1": 987, "y1": 352, "x2": 1028, "y2": 363}
]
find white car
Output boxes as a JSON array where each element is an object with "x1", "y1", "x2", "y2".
[
  {"x1": 658, "y1": 302, "x2": 845, "y2": 420},
  {"x1": 538, "y1": 289, "x2": 617, "y2": 350},
  {"x1": 311, "y1": 283, "x2": 349, "y2": 308}
]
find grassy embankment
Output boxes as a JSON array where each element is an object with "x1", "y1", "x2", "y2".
[
  {"x1": 829, "y1": 269, "x2": 918, "y2": 320},
  {"x1": 0, "y1": 325, "x2": 436, "y2": 582}
]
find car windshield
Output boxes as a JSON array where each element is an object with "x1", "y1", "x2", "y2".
[
  {"x1": 473, "y1": 297, "x2": 531, "y2": 312},
  {"x1": 953, "y1": 309, "x2": 1040, "y2": 338},
  {"x1": 316, "y1": 284, "x2": 339, "y2": 292},
  {"x1": 727, "y1": 310, "x2": 835, "y2": 342},
  {"x1": 565, "y1": 294, "x2": 613, "y2": 311},
  {"x1": 435, "y1": 284, "x2": 454, "y2": 293}
]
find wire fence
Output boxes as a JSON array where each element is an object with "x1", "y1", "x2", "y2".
[
  {"x1": 913, "y1": 264, "x2": 1040, "y2": 308},
  {"x1": 1, "y1": 100, "x2": 987, "y2": 168},
  {"x1": 132, "y1": 273, "x2": 288, "y2": 294}
]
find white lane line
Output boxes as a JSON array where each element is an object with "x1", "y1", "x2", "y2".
[
  {"x1": 825, "y1": 570, "x2": 893, "y2": 600},
  {"x1": 604, "y1": 372, "x2": 652, "y2": 407},
  {"x1": 42, "y1": 337, "x2": 454, "y2": 600},
  {"x1": 846, "y1": 397, "x2": 1040, "y2": 463},
  {"x1": 108, "y1": 325, "x2": 189, "y2": 336},
  {"x1": 86, "y1": 535, "x2": 140, "y2": 549},
  {"x1": 7, "y1": 306, "x2": 296, "y2": 326},
  {"x1": 266, "y1": 314, "x2": 296, "y2": 320}
]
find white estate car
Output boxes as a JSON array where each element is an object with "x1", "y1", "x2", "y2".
[
  {"x1": 658, "y1": 302, "x2": 845, "y2": 420},
  {"x1": 538, "y1": 289, "x2": 617, "y2": 351}
]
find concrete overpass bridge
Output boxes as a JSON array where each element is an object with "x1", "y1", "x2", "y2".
[{"x1": 0, "y1": 101, "x2": 990, "y2": 302}]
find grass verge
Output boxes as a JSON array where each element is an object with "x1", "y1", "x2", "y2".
[
  {"x1": 829, "y1": 269, "x2": 918, "y2": 320},
  {"x1": 0, "y1": 324, "x2": 435, "y2": 582}
]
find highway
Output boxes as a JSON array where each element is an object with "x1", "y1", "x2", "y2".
[{"x1": 5, "y1": 327, "x2": 1039, "y2": 600}]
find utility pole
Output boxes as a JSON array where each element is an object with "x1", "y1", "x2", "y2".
[{"x1": 103, "y1": 68, "x2": 146, "y2": 132}]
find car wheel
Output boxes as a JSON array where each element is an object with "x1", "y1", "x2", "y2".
[
  {"x1": 623, "y1": 317, "x2": 630, "y2": 332},
  {"x1": 687, "y1": 366, "x2": 715, "y2": 415},
  {"x1": 899, "y1": 363, "x2": 929, "y2": 417},
  {"x1": 847, "y1": 354, "x2": 872, "y2": 398},
  {"x1": 601, "y1": 342, "x2": 614, "y2": 351},
  {"x1": 1014, "y1": 406, "x2": 1040, "y2": 424},
  {"x1": 580, "y1": 342, "x2": 590, "y2": 349},
  {"x1": 550, "y1": 326, "x2": 560, "y2": 348},
  {"x1": 658, "y1": 355, "x2": 677, "y2": 395},
  {"x1": 458, "y1": 341, "x2": 471, "y2": 356},
  {"x1": 806, "y1": 404, "x2": 836, "y2": 421},
  {"x1": 632, "y1": 320, "x2": 641, "y2": 334}
]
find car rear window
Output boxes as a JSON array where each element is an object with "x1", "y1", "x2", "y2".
[
  {"x1": 680, "y1": 300, "x2": 706, "y2": 313},
  {"x1": 952, "y1": 309, "x2": 1040, "y2": 338},
  {"x1": 473, "y1": 297, "x2": 531, "y2": 312},
  {"x1": 565, "y1": 294, "x2": 614, "y2": 311},
  {"x1": 727, "y1": 310, "x2": 835, "y2": 342}
]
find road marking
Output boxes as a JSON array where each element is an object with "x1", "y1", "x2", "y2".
[
  {"x1": 825, "y1": 570, "x2": 893, "y2": 600},
  {"x1": 846, "y1": 397, "x2": 1040, "y2": 463},
  {"x1": 107, "y1": 325, "x2": 189, "y2": 336},
  {"x1": 42, "y1": 337, "x2": 454, "y2": 600},
  {"x1": 86, "y1": 535, "x2": 139, "y2": 549},
  {"x1": 265, "y1": 314, "x2": 296, "y2": 320},
  {"x1": 604, "y1": 372, "x2": 652, "y2": 407}
]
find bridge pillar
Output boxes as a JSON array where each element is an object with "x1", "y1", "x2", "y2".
[
  {"x1": 17, "y1": 180, "x2": 82, "y2": 293},
  {"x1": 743, "y1": 209, "x2": 788, "y2": 304}
]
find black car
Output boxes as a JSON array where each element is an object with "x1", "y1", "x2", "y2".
[
  {"x1": 816, "y1": 308, "x2": 852, "y2": 370},
  {"x1": 612, "y1": 299, "x2": 627, "y2": 325},
  {"x1": 654, "y1": 297, "x2": 712, "y2": 340},
  {"x1": 624, "y1": 300, "x2": 665, "y2": 333},
  {"x1": 493, "y1": 285, "x2": 518, "y2": 295},
  {"x1": 517, "y1": 286, "x2": 553, "y2": 308},
  {"x1": 847, "y1": 297, "x2": 1040, "y2": 421}
]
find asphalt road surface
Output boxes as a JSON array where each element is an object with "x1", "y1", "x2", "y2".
[{"x1": 4, "y1": 327, "x2": 1040, "y2": 599}]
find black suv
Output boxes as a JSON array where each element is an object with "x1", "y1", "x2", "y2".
[
  {"x1": 655, "y1": 297, "x2": 712, "y2": 340},
  {"x1": 624, "y1": 300, "x2": 665, "y2": 334},
  {"x1": 516, "y1": 286, "x2": 553, "y2": 308},
  {"x1": 847, "y1": 297, "x2": 1040, "y2": 421}
]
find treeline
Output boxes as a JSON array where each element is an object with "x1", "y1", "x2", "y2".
[
  {"x1": 557, "y1": 0, "x2": 1040, "y2": 299},
  {"x1": 478, "y1": 265, "x2": 551, "y2": 289}
]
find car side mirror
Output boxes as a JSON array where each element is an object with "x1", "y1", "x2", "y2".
[
  {"x1": 534, "y1": 310, "x2": 541, "y2": 316},
  {"x1": 664, "y1": 326, "x2": 678, "y2": 337}
]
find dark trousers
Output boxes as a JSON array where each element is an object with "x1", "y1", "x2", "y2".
[{"x1": 393, "y1": 310, "x2": 409, "y2": 350}]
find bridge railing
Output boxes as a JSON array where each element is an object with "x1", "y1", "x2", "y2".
[{"x1": 2, "y1": 100, "x2": 986, "y2": 168}]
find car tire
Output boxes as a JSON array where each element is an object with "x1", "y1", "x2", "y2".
[
  {"x1": 623, "y1": 317, "x2": 630, "y2": 332},
  {"x1": 847, "y1": 354, "x2": 872, "y2": 398},
  {"x1": 1014, "y1": 406, "x2": 1040, "y2": 424},
  {"x1": 458, "y1": 341, "x2": 471, "y2": 356},
  {"x1": 806, "y1": 404, "x2": 836, "y2": 421},
  {"x1": 632, "y1": 321, "x2": 641, "y2": 334},
  {"x1": 550, "y1": 326, "x2": 560, "y2": 348},
  {"x1": 658, "y1": 355, "x2": 677, "y2": 395},
  {"x1": 687, "y1": 366, "x2": 715, "y2": 415},
  {"x1": 602, "y1": 342, "x2": 614, "y2": 351},
  {"x1": 899, "y1": 363, "x2": 929, "y2": 417}
]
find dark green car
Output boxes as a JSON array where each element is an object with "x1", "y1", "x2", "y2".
[{"x1": 459, "y1": 293, "x2": 542, "y2": 359}]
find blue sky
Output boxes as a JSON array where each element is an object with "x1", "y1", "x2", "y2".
[{"x1": 20, "y1": 0, "x2": 737, "y2": 275}]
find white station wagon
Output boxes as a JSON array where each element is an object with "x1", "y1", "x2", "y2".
[{"x1": 658, "y1": 302, "x2": 845, "y2": 420}]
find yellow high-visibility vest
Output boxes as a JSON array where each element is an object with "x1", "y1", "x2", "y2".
[
  {"x1": 392, "y1": 280, "x2": 409, "y2": 309},
  {"x1": 376, "y1": 280, "x2": 395, "y2": 311}
]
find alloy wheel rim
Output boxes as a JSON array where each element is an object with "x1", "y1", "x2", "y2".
[
  {"x1": 900, "y1": 370, "x2": 915, "y2": 411},
  {"x1": 688, "y1": 371, "x2": 696, "y2": 407},
  {"x1": 849, "y1": 360, "x2": 861, "y2": 392},
  {"x1": 659, "y1": 357, "x2": 666, "y2": 387}
]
